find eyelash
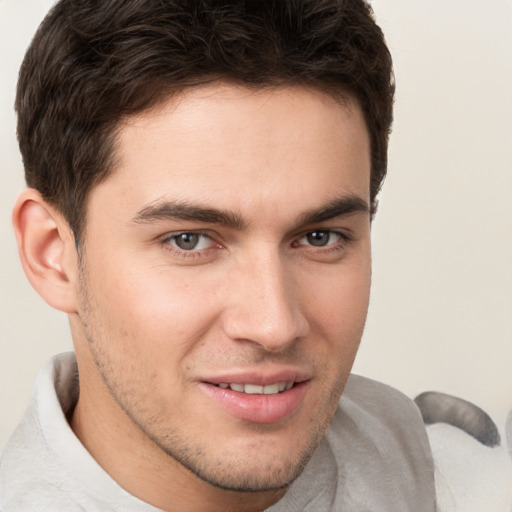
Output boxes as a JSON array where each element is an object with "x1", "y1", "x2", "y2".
[{"x1": 160, "y1": 229, "x2": 352, "y2": 260}]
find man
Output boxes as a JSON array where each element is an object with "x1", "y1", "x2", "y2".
[{"x1": 0, "y1": 0, "x2": 436, "y2": 510}]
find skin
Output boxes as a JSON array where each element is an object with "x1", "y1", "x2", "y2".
[{"x1": 15, "y1": 84, "x2": 372, "y2": 512}]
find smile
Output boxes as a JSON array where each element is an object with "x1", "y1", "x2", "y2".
[
  {"x1": 201, "y1": 380, "x2": 309, "y2": 423},
  {"x1": 216, "y1": 382, "x2": 295, "y2": 394}
]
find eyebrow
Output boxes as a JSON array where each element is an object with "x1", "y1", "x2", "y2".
[
  {"x1": 131, "y1": 200, "x2": 247, "y2": 230},
  {"x1": 296, "y1": 195, "x2": 370, "y2": 225},
  {"x1": 131, "y1": 194, "x2": 369, "y2": 230}
]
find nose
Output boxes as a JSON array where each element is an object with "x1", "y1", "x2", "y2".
[{"x1": 222, "y1": 251, "x2": 310, "y2": 352}]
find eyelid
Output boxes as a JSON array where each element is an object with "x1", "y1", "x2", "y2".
[{"x1": 161, "y1": 229, "x2": 213, "y2": 242}]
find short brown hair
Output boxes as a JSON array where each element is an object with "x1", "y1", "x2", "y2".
[{"x1": 16, "y1": 0, "x2": 394, "y2": 241}]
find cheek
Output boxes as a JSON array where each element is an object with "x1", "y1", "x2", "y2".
[
  {"x1": 304, "y1": 259, "x2": 371, "y2": 339},
  {"x1": 83, "y1": 254, "x2": 224, "y2": 361}
]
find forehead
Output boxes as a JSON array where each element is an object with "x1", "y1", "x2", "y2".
[{"x1": 90, "y1": 84, "x2": 371, "y2": 225}]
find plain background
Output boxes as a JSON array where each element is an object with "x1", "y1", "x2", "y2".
[{"x1": 1, "y1": 0, "x2": 511, "y2": 450}]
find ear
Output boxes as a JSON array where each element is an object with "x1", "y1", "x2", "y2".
[{"x1": 12, "y1": 188, "x2": 79, "y2": 314}]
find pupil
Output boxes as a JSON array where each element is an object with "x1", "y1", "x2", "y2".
[
  {"x1": 307, "y1": 231, "x2": 329, "y2": 246},
  {"x1": 176, "y1": 233, "x2": 199, "y2": 250}
]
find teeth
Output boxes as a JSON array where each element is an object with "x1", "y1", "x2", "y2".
[
  {"x1": 263, "y1": 383, "x2": 279, "y2": 395},
  {"x1": 217, "y1": 381, "x2": 294, "y2": 394},
  {"x1": 244, "y1": 384, "x2": 264, "y2": 394}
]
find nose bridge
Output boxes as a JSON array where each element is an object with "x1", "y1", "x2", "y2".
[{"x1": 224, "y1": 246, "x2": 309, "y2": 351}]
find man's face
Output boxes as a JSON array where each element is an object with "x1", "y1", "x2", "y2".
[{"x1": 73, "y1": 84, "x2": 372, "y2": 493}]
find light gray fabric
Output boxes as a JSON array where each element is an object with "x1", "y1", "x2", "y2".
[{"x1": 0, "y1": 353, "x2": 436, "y2": 511}]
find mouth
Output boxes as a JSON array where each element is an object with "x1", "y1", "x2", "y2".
[
  {"x1": 215, "y1": 382, "x2": 295, "y2": 395},
  {"x1": 200, "y1": 378, "x2": 308, "y2": 423}
]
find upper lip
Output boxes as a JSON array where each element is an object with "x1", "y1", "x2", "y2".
[{"x1": 201, "y1": 368, "x2": 312, "y2": 386}]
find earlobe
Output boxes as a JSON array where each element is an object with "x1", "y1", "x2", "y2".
[{"x1": 12, "y1": 188, "x2": 79, "y2": 314}]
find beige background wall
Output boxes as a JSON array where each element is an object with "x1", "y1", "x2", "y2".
[{"x1": 1, "y1": 0, "x2": 511, "y2": 449}]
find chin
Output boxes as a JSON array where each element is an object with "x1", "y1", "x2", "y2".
[
  {"x1": 155, "y1": 429, "x2": 319, "y2": 493},
  {"x1": 183, "y1": 454, "x2": 307, "y2": 493}
]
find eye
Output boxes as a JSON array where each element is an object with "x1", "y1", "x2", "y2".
[
  {"x1": 166, "y1": 232, "x2": 213, "y2": 251},
  {"x1": 298, "y1": 230, "x2": 343, "y2": 247}
]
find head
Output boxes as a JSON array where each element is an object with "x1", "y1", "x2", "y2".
[{"x1": 13, "y1": 1, "x2": 393, "y2": 509}]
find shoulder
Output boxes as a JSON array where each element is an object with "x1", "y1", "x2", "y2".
[
  {"x1": 0, "y1": 353, "x2": 80, "y2": 511},
  {"x1": 324, "y1": 374, "x2": 436, "y2": 511},
  {"x1": 337, "y1": 373, "x2": 428, "y2": 434},
  {"x1": 344, "y1": 373, "x2": 417, "y2": 408}
]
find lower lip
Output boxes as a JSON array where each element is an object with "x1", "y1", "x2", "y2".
[{"x1": 199, "y1": 381, "x2": 309, "y2": 424}]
